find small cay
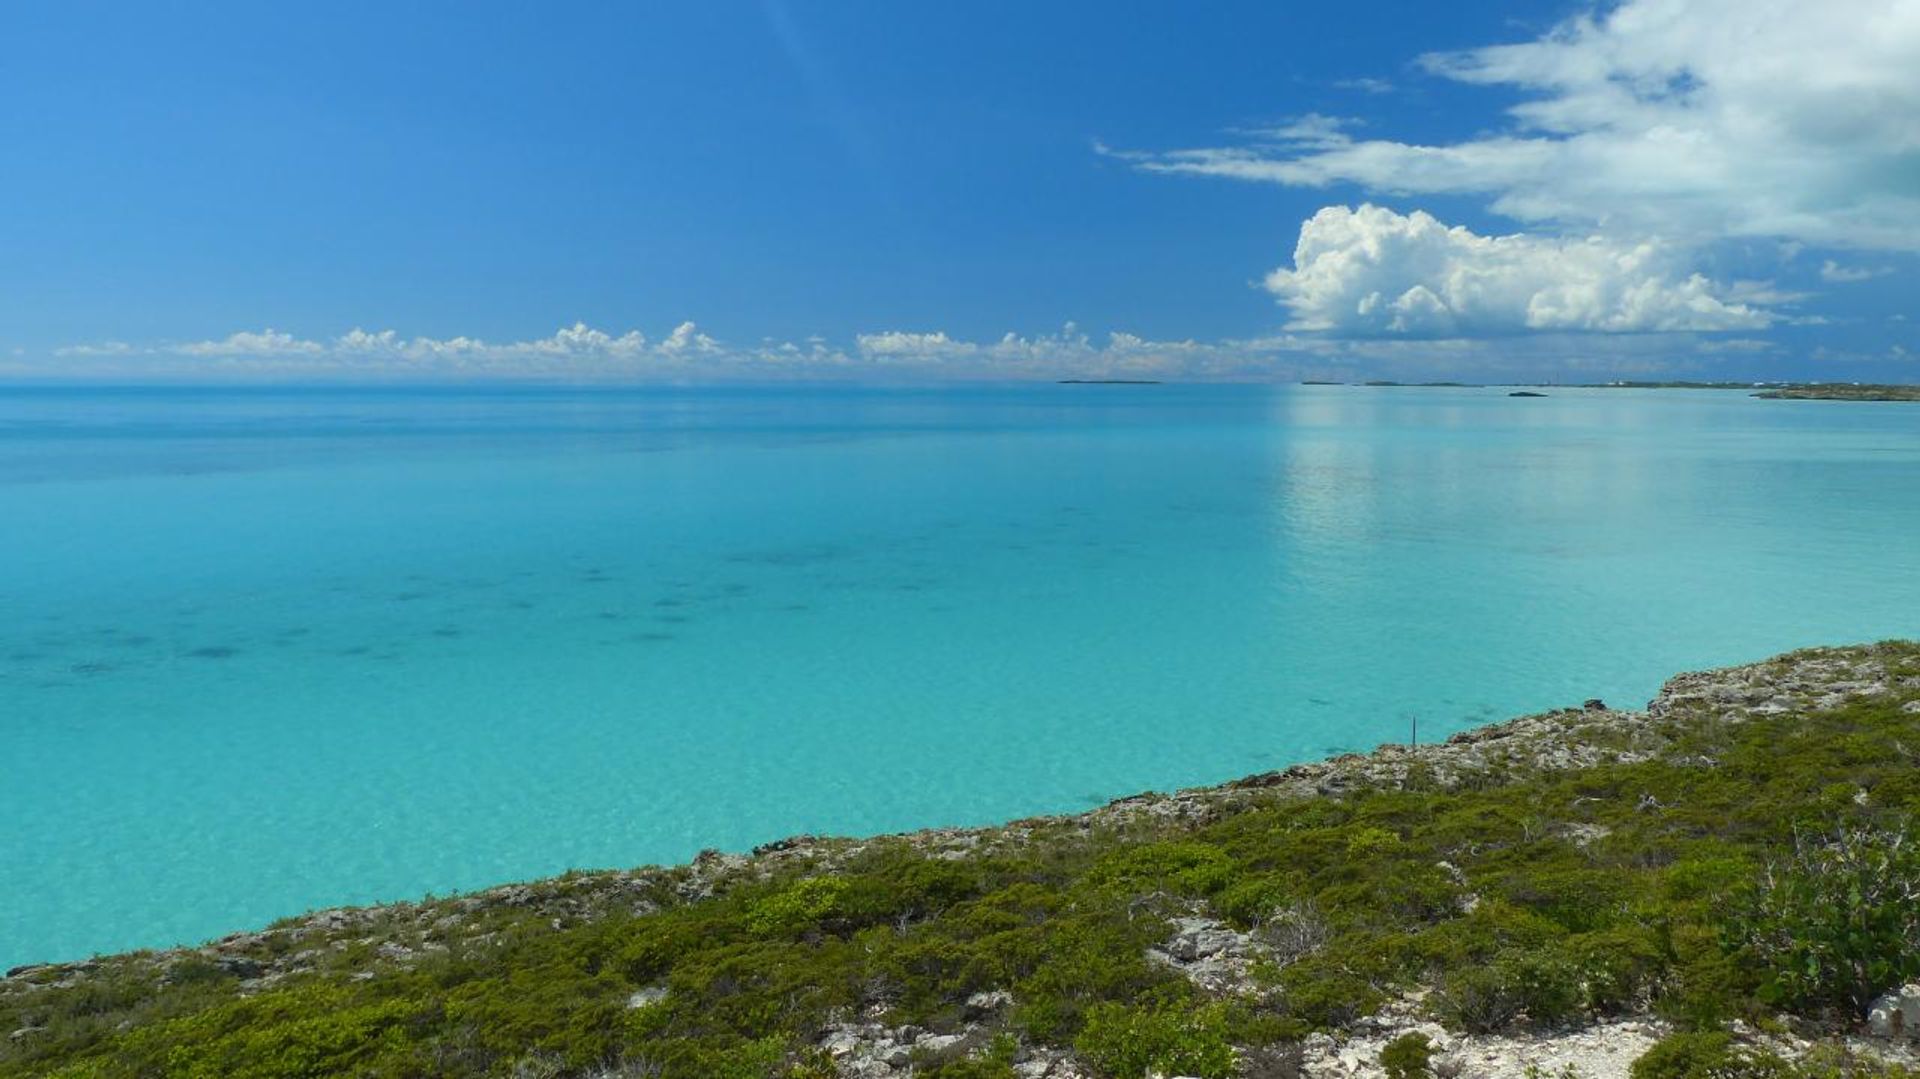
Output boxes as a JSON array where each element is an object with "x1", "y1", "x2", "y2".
[{"x1": 7, "y1": 642, "x2": 1920, "y2": 1079}]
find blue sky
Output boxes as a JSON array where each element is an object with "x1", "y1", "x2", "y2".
[{"x1": 3, "y1": 1, "x2": 1915, "y2": 382}]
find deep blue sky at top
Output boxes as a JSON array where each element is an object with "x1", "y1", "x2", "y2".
[
  {"x1": 1, "y1": 1, "x2": 1912, "y2": 380},
  {"x1": 0, "y1": 1, "x2": 1551, "y2": 344}
]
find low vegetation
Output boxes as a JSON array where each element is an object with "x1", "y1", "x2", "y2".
[{"x1": 5, "y1": 643, "x2": 1920, "y2": 1078}]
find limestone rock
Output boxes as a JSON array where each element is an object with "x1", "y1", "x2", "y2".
[{"x1": 1870, "y1": 984, "x2": 1920, "y2": 1040}]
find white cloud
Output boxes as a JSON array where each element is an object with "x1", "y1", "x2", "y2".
[
  {"x1": 174, "y1": 329, "x2": 326, "y2": 357},
  {"x1": 1123, "y1": 0, "x2": 1920, "y2": 252},
  {"x1": 34, "y1": 317, "x2": 1821, "y2": 384},
  {"x1": 1819, "y1": 259, "x2": 1893, "y2": 283},
  {"x1": 853, "y1": 324, "x2": 1282, "y2": 377},
  {"x1": 40, "y1": 322, "x2": 1316, "y2": 381},
  {"x1": 51, "y1": 341, "x2": 135, "y2": 357},
  {"x1": 1266, "y1": 205, "x2": 1771, "y2": 335},
  {"x1": 1332, "y1": 77, "x2": 1394, "y2": 95},
  {"x1": 854, "y1": 330, "x2": 976, "y2": 358}
]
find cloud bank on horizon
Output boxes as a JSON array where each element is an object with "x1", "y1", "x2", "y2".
[{"x1": 22, "y1": 0, "x2": 1917, "y2": 382}]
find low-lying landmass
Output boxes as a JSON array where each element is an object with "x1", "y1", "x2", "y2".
[
  {"x1": 1751, "y1": 385, "x2": 1920, "y2": 402},
  {"x1": 7, "y1": 643, "x2": 1920, "y2": 1079},
  {"x1": 1294, "y1": 380, "x2": 1920, "y2": 400}
]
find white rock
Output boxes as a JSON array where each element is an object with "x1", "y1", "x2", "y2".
[
  {"x1": 625, "y1": 985, "x2": 668, "y2": 1009},
  {"x1": 820, "y1": 1030, "x2": 865, "y2": 1057},
  {"x1": 1870, "y1": 984, "x2": 1920, "y2": 1039}
]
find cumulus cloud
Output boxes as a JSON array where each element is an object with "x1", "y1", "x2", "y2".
[
  {"x1": 174, "y1": 329, "x2": 326, "y2": 357},
  {"x1": 42, "y1": 322, "x2": 1303, "y2": 381},
  {"x1": 1266, "y1": 205, "x2": 1770, "y2": 335},
  {"x1": 852, "y1": 324, "x2": 1287, "y2": 377},
  {"x1": 158, "y1": 322, "x2": 716, "y2": 370},
  {"x1": 1122, "y1": 0, "x2": 1920, "y2": 252}
]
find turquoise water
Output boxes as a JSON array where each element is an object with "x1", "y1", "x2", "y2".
[{"x1": 2, "y1": 384, "x2": 1917, "y2": 966}]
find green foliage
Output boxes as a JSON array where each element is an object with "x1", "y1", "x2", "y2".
[
  {"x1": 1728, "y1": 824, "x2": 1920, "y2": 1014},
  {"x1": 744, "y1": 877, "x2": 857, "y2": 936},
  {"x1": 1073, "y1": 1001, "x2": 1237, "y2": 1079},
  {"x1": 1432, "y1": 945, "x2": 1582, "y2": 1033},
  {"x1": 1380, "y1": 1032, "x2": 1434, "y2": 1079},
  {"x1": 1629, "y1": 1031, "x2": 1791, "y2": 1079}
]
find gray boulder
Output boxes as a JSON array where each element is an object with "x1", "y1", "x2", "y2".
[{"x1": 1869, "y1": 983, "x2": 1920, "y2": 1039}]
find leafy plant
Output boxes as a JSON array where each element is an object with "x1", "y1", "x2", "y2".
[
  {"x1": 1073, "y1": 1001, "x2": 1236, "y2": 1079},
  {"x1": 1728, "y1": 823, "x2": 1920, "y2": 1014}
]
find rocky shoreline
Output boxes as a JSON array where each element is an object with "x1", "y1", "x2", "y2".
[{"x1": 7, "y1": 642, "x2": 1920, "y2": 1078}]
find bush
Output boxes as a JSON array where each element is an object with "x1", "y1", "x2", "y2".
[
  {"x1": 744, "y1": 878, "x2": 858, "y2": 936},
  {"x1": 1728, "y1": 823, "x2": 1920, "y2": 1014},
  {"x1": 1629, "y1": 1031, "x2": 1791, "y2": 1079},
  {"x1": 1380, "y1": 1032, "x2": 1434, "y2": 1079},
  {"x1": 1432, "y1": 948, "x2": 1583, "y2": 1033},
  {"x1": 1073, "y1": 1001, "x2": 1237, "y2": 1079}
]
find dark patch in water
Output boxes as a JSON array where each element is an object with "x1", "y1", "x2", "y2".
[
  {"x1": 653, "y1": 597, "x2": 685, "y2": 608},
  {"x1": 8, "y1": 651, "x2": 48, "y2": 662},
  {"x1": 654, "y1": 614, "x2": 691, "y2": 624},
  {"x1": 507, "y1": 599, "x2": 536, "y2": 610},
  {"x1": 392, "y1": 592, "x2": 429, "y2": 602},
  {"x1": 1307, "y1": 697, "x2": 1332, "y2": 706},
  {"x1": 430, "y1": 627, "x2": 463, "y2": 639},
  {"x1": 69, "y1": 661, "x2": 116, "y2": 675},
  {"x1": 1078, "y1": 792, "x2": 1111, "y2": 805},
  {"x1": 336, "y1": 645, "x2": 373, "y2": 656},
  {"x1": 595, "y1": 611, "x2": 626, "y2": 621},
  {"x1": 631, "y1": 632, "x2": 677, "y2": 642},
  {"x1": 110, "y1": 634, "x2": 155, "y2": 648},
  {"x1": 277, "y1": 628, "x2": 311, "y2": 639},
  {"x1": 186, "y1": 646, "x2": 240, "y2": 660},
  {"x1": 781, "y1": 603, "x2": 813, "y2": 612}
]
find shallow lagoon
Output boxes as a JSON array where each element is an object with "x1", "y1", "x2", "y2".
[{"x1": 3, "y1": 383, "x2": 1917, "y2": 966}]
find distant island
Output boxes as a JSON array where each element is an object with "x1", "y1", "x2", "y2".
[
  {"x1": 9, "y1": 643, "x2": 1920, "y2": 1079},
  {"x1": 1584, "y1": 381, "x2": 1919, "y2": 399},
  {"x1": 1056, "y1": 379, "x2": 1163, "y2": 385},
  {"x1": 1752, "y1": 384, "x2": 1920, "y2": 401},
  {"x1": 1293, "y1": 380, "x2": 1920, "y2": 400}
]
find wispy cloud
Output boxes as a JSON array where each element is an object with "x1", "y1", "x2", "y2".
[
  {"x1": 1331, "y1": 77, "x2": 1394, "y2": 95},
  {"x1": 1818, "y1": 259, "x2": 1894, "y2": 283},
  {"x1": 1118, "y1": 0, "x2": 1920, "y2": 253}
]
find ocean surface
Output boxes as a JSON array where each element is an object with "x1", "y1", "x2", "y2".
[{"x1": 3, "y1": 383, "x2": 1917, "y2": 966}]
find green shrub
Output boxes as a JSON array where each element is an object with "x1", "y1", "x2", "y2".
[
  {"x1": 1380, "y1": 1032, "x2": 1433, "y2": 1079},
  {"x1": 1432, "y1": 947, "x2": 1582, "y2": 1033},
  {"x1": 1727, "y1": 823, "x2": 1920, "y2": 1014},
  {"x1": 1073, "y1": 1001, "x2": 1236, "y2": 1079},
  {"x1": 1086, "y1": 843, "x2": 1237, "y2": 896},
  {"x1": 1629, "y1": 1031, "x2": 1791, "y2": 1079}
]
